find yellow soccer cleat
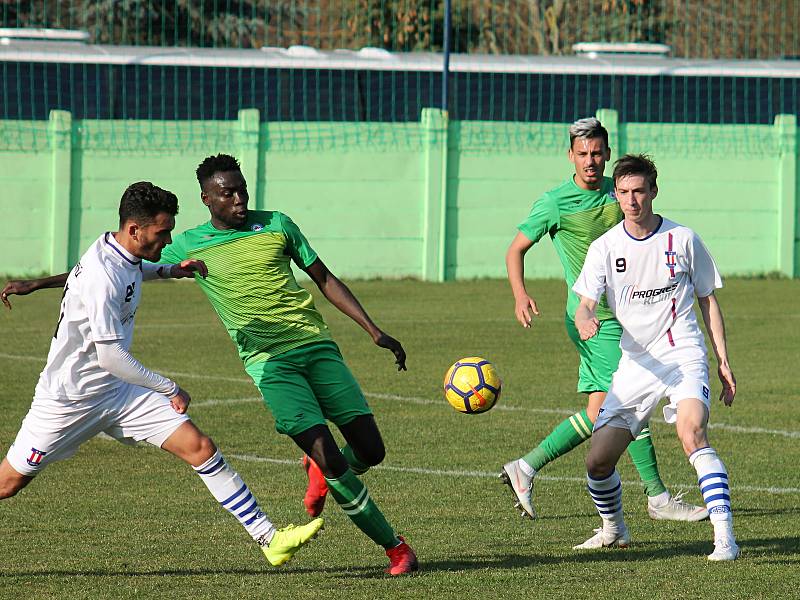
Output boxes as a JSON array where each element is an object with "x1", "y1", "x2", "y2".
[{"x1": 261, "y1": 517, "x2": 324, "y2": 566}]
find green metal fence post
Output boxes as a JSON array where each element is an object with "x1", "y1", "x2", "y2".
[
  {"x1": 238, "y1": 109, "x2": 262, "y2": 209},
  {"x1": 775, "y1": 114, "x2": 797, "y2": 278},
  {"x1": 49, "y1": 109, "x2": 72, "y2": 273},
  {"x1": 596, "y1": 108, "x2": 620, "y2": 154},
  {"x1": 421, "y1": 108, "x2": 449, "y2": 282}
]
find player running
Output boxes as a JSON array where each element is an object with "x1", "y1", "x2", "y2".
[
  {"x1": 0, "y1": 182, "x2": 322, "y2": 565},
  {"x1": 500, "y1": 118, "x2": 706, "y2": 522},
  {"x1": 2, "y1": 158, "x2": 418, "y2": 576},
  {"x1": 572, "y1": 154, "x2": 738, "y2": 560}
]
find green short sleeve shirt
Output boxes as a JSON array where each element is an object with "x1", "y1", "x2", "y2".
[
  {"x1": 518, "y1": 176, "x2": 622, "y2": 320},
  {"x1": 158, "y1": 210, "x2": 332, "y2": 366}
]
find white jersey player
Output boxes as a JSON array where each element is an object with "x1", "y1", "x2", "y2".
[
  {"x1": 570, "y1": 155, "x2": 739, "y2": 561},
  {"x1": 0, "y1": 182, "x2": 322, "y2": 565}
]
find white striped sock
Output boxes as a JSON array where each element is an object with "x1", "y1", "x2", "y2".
[
  {"x1": 587, "y1": 470, "x2": 624, "y2": 525},
  {"x1": 690, "y1": 447, "x2": 732, "y2": 523},
  {"x1": 194, "y1": 450, "x2": 275, "y2": 541}
]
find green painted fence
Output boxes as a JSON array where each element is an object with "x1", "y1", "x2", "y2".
[{"x1": 0, "y1": 109, "x2": 797, "y2": 279}]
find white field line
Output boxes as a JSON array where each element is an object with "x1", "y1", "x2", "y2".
[
  {"x1": 3, "y1": 352, "x2": 800, "y2": 440},
  {"x1": 193, "y1": 391, "x2": 800, "y2": 440},
  {"x1": 227, "y1": 453, "x2": 800, "y2": 496}
]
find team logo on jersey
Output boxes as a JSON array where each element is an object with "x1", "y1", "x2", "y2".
[
  {"x1": 27, "y1": 448, "x2": 47, "y2": 467},
  {"x1": 609, "y1": 190, "x2": 616, "y2": 199},
  {"x1": 251, "y1": 223, "x2": 264, "y2": 232}
]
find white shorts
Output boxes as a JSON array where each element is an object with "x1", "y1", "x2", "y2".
[
  {"x1": 594, "y1": 347, "x2": 711, "y2": 438},
  {"x1": 6, "y1": 383, "x2": 190, "y2": 476}
]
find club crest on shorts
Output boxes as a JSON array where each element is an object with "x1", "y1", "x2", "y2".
[{"x1": 27, "y1": 447, "x2": 47, "y2": 467}]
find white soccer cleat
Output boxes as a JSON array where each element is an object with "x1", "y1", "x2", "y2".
[
  {"x1": 573, "y1": 526, "x2": 631, "y2": 550},
  {"x1": 499, "y1": 460, "x2": 536, "y2": 519},
  {"x1": 648, "y1": 492, "x2": 708, "y2": 522},
  {"x1": 707, "y1": 536, "x2": 740, "y2": 561}
]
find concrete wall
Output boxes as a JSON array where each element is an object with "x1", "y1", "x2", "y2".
[{"x1": 0, "y1": 109, "x2": 796, "y2": 279}]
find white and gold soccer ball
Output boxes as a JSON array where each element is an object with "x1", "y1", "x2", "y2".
[{"x1": 443, "y1": 357, "x2": 501, "y2": 414}]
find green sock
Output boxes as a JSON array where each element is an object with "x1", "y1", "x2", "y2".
[
  {"x1": 627, "y1": 427, "x2": 667, "y2": 497},
  {"x1": 341, "y1": 444, "x2": 370, "y2": 475},
  {"x1": 522, "y1": 410, "x2": 593, "y2": 471},
  {"x1": 325, "y1": 468, "x2": 398, "y2": 549}
]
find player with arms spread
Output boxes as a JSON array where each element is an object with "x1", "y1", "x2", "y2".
[
  {"x1": 500, "y1": 118, "x2": 706, "y2": 522},
  {"x1": 572, "y1": 154, "x2": 738, "y2": 560},
  {"x1": 0, "y1": 182, "x2": 323, "y2": 566},
  {"x1": 156, "y1": 154, "x2": 417, "y2": 575}
]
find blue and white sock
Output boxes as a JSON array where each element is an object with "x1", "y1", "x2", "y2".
[
  {"x1": 194, "y1": 450, "x2": 275, "y2": 544},
  {"x1": 587, "y1": 470, "x2": 624, "y2": 527},
  {"x1": 690, "y1": 446, "x2": 733, "y2": 535}
]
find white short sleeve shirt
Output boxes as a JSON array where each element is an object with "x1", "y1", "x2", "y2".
[{"x1": 573, "y1": 217, "x2": 722, "y2": 357}]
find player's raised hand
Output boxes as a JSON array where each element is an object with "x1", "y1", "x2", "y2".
[
  {"x1": 374, "y1": 332, "x2": 407, "y2": 371},
  {"x1": 171, "y1": 259, "x2": 208, "y2": 279},
  {"x1": 717, "y1": 363, "x2": 736, "y2": 406},
  {"x1": 169, "y1": 387, "x2": 192, "y2": 414},
  {"x1": 514, "y1": 294, "x2": 540, "y2": 328},
  {"x1": 1, "y1": 279, "x2": 39, "y2": 310}
]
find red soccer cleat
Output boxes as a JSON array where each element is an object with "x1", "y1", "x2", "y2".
[
  {"x1": 385, "y1": 536, "x2": 418, "y2": 575},
  {"x1": 302, "y1": 454, "x2": 328, "y2": 517}
]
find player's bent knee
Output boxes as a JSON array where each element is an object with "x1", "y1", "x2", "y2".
[
  {"x1": 585, "y1": 453, "x2": 614, "y2": 479},
  {"x1": 360, "y1": 444, "x2": 385, "y2": 467},
  {"x1": 191, "y1": 434, "x2": 216, "y2": 463}
]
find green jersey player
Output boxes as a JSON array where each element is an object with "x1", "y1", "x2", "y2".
[
  {"x1": 499, "y1": 118, "x2": 707, "y2": 522},
  {"x1": 160, "y1": 154, "x2": 417, "y2": 576}
]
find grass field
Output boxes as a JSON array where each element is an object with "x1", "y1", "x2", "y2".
[{"x1": 1, "y1": 278, "x2": 798, "y2": 599}]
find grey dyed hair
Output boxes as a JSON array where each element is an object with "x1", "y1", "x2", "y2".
[{"x1": 569, "y1": 117, "x2": 609, "y2": 149}]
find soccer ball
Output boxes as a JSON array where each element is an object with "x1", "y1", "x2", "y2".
[{"x1": 443, "y1": 357, "x2": 501, "y2": 414}]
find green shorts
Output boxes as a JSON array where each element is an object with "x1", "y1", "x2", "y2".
[
  {"x1": 244, "y1": 340, "x2": 372, "y2": 437},
  {"x1": 565, "y1": 315, "x2": 623, "y2": 394}
]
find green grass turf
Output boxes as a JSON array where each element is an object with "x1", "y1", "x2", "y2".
[{"x1": 0, "y1": 278, "x2": 798, "y2": 599}]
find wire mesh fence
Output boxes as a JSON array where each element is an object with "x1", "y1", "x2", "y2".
[{"x1": 1, "y1": 1, "x2": 798, "y2": 153}]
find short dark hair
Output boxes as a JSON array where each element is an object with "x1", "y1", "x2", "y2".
[
  {"x1": 118, "y1": 182, "x2": 178, "y2": 227},
  {"x1": 612, "y1": 154, "x2": 658, "y2": 189},
  {"x1": 196, "y1": 154, "x2": 241, "y2": 188}
]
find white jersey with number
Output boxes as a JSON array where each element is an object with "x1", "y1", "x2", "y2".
[
  {"x1": 34, "y1": 233, "x2": 143, "y2": 401},
  {"x1": 573, "y1": 217, "x2": 722, "y2": 357}
]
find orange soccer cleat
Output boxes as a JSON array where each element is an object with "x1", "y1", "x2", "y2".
[
  {"x1": 302, "y1": 454, "x2": 329, "y2": 517},
  {"x1": 385, "y1": 536, "x2": 419, "y2": 575}
]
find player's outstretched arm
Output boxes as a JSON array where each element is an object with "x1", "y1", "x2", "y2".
[
  {"x1": 141, "y1": 259, "x2": 208, "y2": 281},
  {"x1": 574, "y1": 295, "x2": 600, "y2": 341},
  {"x1": 170, "y1": 259, "x2": 208, "y2": 279},
  {"x1": 1, "y1": 272, "x2": 69, "y2": 309},
  {"x1": 506, "y1": 231, "x2": 540, "y2": 328},
  {"x1": 304, "y1": 258, "x2": 407, "y2": 371},
  {"x1": 697, "y1": 293, "x2": 736, "y2": 406}
]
